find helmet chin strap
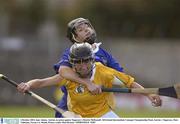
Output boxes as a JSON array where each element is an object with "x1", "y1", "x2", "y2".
[{"x1": 72, "y1": 34, "x2": 81, "y2": 43}]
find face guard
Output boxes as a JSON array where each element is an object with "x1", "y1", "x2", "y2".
[{"x1": 69, "y1": 43, "x2": 95, "y2": 78}]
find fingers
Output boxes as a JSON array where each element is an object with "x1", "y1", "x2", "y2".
[
  {"x1": 87, "y1": 83, "x2": 102, "y2": 95},
  {"x1": 86, "y1": 81, "x2": 102, "y2": 95},
  {"x1": 91, "y1": 88, "x2": 101, "y2": 95},
  {"x1": 91, "y1": 85, "x2": 102, "y2": 95},
  {"x1": 148, "y1": 94, "x2": 162, "y2": 107},
  {"x1": 17, "y1": 82, "x2": 30, "y2": 93},
  {"x1": 152, "y1": 97, "x2": 162, "y2": 107}
]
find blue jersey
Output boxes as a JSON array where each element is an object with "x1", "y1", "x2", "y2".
[{"x1": 53, "y1": 44, "x2": 124, "y2": 117}]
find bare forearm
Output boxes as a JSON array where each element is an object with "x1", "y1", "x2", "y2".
[
  {"x1": 59, "y1": 66, "x2": 90, "y2": 86},
  {"x1": 59, "y1": 66, "x2": 102, "y2": 94},
  {"x1": 28, "y1": 74, "x2": 63, "y2": 89}
]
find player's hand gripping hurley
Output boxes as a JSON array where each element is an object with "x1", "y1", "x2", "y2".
[
  {"x1": 0, "y1": 74, "x2": 81, "y2": 118},
  {"x1": 102, "y1": 84, "x2": 180, "y2": 99}
]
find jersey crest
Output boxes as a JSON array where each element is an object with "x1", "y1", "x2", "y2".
[{"x1": 75, "y1": 84, "x2": 85, "y2": 93}]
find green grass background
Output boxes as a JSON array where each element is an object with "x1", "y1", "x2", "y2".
[{"x1": 0, "y1": 106, "x2": 180, "y2": 118}]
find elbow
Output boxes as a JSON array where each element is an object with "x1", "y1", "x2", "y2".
[
  {"x1": 58, "y1": 66, "x2": 71, "y2": 78},
  {"x1": 58, "y1": 66, "x2": 65, "y2": 77}
]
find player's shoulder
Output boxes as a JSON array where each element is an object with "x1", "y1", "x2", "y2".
[
  {"x1": 95, "y1": 62, "x2": 109, "y2": 70},
  {"x1": 98, "y1": 47, "x2": 112, "y2": 57},
  {"x1": 95, "y1": 62, "x2": 104, "y2": 67},
  {"x1": 95, "y1": 62, "x2": 116, "y2": 73},
  {"x1": 61, "y1": 48, "x2": 71, "y2": 57},
  {"x1": 63, "y1": 48, "x2": 70, "y2": 53},
  {"x1": 98, "y1": 47, "x2": 107, "y2": 52},
  {"x1": 94, "y1": 62, "x2": 115, "y2": 80}
]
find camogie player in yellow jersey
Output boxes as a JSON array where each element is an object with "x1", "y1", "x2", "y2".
[
  {"x1": 56, "y1": 42, "x2": 162, "y2": 118},
  {"x1": 17, "y1": 42, "x2": 162, "y2": 118}
]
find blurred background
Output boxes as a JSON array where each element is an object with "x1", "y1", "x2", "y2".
[{"x1": 0, "y1": 0, "x2": 180, "y2": 117}]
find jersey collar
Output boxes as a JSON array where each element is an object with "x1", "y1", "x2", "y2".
[{"x1": 92, "y1": 42, "x2": 102, "y2": 53}]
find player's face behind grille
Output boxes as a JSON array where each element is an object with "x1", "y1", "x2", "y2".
[
  {"x1": 72, "y1": 57, "x2": 94, "y2": 78},
  {"x1": 73, "y1": 23, "x2": 96, "y2": 44}
]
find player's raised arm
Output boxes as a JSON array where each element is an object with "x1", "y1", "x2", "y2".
[{"x1": 17, "y1": 74, "x2": 63, "y2": 93}]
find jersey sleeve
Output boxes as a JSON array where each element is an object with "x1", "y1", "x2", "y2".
[
  {"x1": 100, "y1": 48, "x2": 124, "y2": 72},
  {"x1": 95, "y1": 62, "x2": 133, "y2": 88},
  {"x1": 113, "y1": 70, "x2": 134, "y2": 88},
  {"x1": 53, "y1": 48, "x2": 72, "y2": 73},
  {"x1": 100, "y1": 64, "x2": 134, "y2": 88}
]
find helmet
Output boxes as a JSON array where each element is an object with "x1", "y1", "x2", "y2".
[
  {"x1": 67, "y1": 18, "x2": 97, "y2": 44},
  {"x1": 69, "y1": 42, "x2": 94, "y2": 65}
]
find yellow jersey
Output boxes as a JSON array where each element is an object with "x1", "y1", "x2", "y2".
[{"x1": 58, "y1": 62, "x2": 134, "y2": 117}]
